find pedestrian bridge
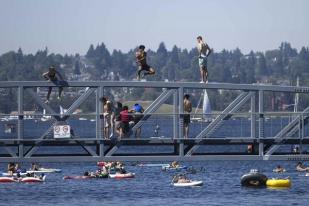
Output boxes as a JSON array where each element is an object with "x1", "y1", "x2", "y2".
[{"x1": 0, "y1": 81, "x2": 309, "y2": 162}]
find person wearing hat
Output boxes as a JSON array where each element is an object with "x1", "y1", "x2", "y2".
[
  {"x1": 42, "y1": 65, "x2": 64, "y2": 103},
  {"x1": 135, "y1": 45, "x2": 155, "y2": 80}
]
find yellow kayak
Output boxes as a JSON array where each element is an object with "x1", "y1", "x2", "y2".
[{"x1": 266, "y1": 179, "x2": 291, "y2": 188}]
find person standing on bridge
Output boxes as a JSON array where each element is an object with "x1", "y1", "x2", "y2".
[
  {"x1": 42, "y1": 65, "x2": 64, "y2": 103},
  {"x1": 183, "y1": 94, "x2": 192, "y2": 138},
  {"x1": 131, "y1": 103, "x2": 144, "y2": 138},
  {"x1": 101, "y1": 97, "x2": 113, "y2": 139},
  {"x1": 135, "y1": 45, "x2": 155, "y2": 80},
  {"x1": 119, "y1": 106, "x2": 133, "y2": 139},
  {"x1": 197, "y1": 36, "x2": 212, "y2": 83}
]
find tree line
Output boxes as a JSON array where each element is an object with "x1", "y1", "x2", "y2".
[{"x1": 0, "y1": 42, "x2": 308, "y2": 113}]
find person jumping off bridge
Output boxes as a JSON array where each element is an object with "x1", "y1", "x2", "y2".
[{"x1": 135, "y1": 45, "x2": 155, "y2": 81}]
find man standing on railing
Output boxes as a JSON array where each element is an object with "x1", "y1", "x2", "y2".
[
  {"x1": 135, "y1": 45, "x2": 155, "y2": 80},
  {"x1": 183, "y1": 94, "x2": 192, "y2": 138},
  {"x1": 42, "y1": 65, "x2": 64, "y2": 103},
  {"x1": 197, "y1": 36, "x2": 212, "y2": 83}
]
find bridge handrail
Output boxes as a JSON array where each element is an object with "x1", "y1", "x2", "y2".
[{"x1": 0, "y1": 81, "x2": 309, "y2": 93}]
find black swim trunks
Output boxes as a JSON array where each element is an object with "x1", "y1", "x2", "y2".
[
  {"x1": 183, "y1": 114, "x2": 190, "y2": 125},
  {"x1": 138, "y1": 64, "x2": 151, "y2": 72}
]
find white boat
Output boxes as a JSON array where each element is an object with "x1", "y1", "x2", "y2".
[
  {"x1": 27, "y1": 168, "x2": 62, "y2": 173},
  {"x1": 191, "y1": 89, "x2": 212, "y2": 122},
  {"x1": 2, "y1": 172, "x2": 27, "y2": 177},
  {"x1": 2, "y1": 168, "x2": 61, "y2": 176},
  {"x1": 202, "y1": 89, "x2": 212, "y2": 119},
  {"x1": 173, "y1": 180, "x2": 203, "y2": 187}
]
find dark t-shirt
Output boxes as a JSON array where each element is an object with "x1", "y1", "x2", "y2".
[{"x1": 136, "y1": 51, "x2": 147, "y2": 66}]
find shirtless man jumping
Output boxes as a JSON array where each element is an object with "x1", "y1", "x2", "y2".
[{"x1": 135, "y1": 45, "x2": 155, "y2": 80}]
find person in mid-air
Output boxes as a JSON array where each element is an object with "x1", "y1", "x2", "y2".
[
  {"x1": 135, "y1": 45, "x2": 155, "y2": 80},
  {"x1": 42, "y1": 65, "x2": 64, "y2": 103},
  {"x1": 196, "y1": 36, "x2": 212, "y2": 83}
]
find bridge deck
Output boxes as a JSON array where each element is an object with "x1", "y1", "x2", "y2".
[{"x1": 0, "y1": 81, "x2": 308, "y2": 162}]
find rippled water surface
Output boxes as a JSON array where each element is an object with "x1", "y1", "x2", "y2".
[{"x1": 0, "y1": 161, "x2": 309, "y2": 206}]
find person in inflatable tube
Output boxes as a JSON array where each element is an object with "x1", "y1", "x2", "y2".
[
  {"x1": 172, "y1": 174, "x2": 190, "y2": 183},
  {"x1": 273, "y1": 165, "x2": 286, "y2": 173}
]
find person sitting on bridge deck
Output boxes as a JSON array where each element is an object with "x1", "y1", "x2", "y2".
[
  {"x1": 135, "y1": 45, "x2": 155, "y2": 80},
  {"x1": 296, "y1": 162, "x2": 309, "y2": 172},
  {"x1": 42, "y1": 65, "x2": 64, "y2": 103},
  {"x1": 131, "y1": 103, "x2": 144, "y2": 138}
]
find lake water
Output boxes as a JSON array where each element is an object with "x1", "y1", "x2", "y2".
[
  {"x1": 0, "y1": 161, "x2": 309, "y2": 206},
  {"x1": 0, "y1": 119, "x2": 309, "y2": 205}
]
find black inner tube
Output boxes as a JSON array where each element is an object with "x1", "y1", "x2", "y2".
[{"x1": 241, "y1": 173, "x2": 268, "y2": 187}]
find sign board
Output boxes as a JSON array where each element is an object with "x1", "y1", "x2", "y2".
[{"x1": 54, "y1": 125, "x2": 71, "y2": 138}]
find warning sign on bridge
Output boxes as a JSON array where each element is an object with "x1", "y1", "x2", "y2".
[{"x1": 54, "y1": 125, "x2": 71, "y2": 138}]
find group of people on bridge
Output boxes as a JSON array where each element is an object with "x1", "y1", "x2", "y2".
[{"x1": 41, "y1": 36, "x2": 210, "y2": 139}]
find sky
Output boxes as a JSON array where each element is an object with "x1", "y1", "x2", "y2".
[{"x1": 0, "y1": 0, "x2": 308, "y2": 55}]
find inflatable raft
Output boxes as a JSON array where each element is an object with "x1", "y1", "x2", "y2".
[
  {"x1": 266, "y1": 179, "x2": 291, "y2": 188},
  {"x1": 0, "y1": 177, "x2": 18, "y2": 183},
  {"x1": 0, "y1": 176, "x2": 45, "y2": 183},
  {"x1": 173, "y1": 181, "x2": 203, "y2": 187},
  {"x1": 109, "y1": 173, "x2": 135, "y2": 179},
  {"x1": 241, "y1": 171, "x2": 268, "y2": 187},
  {"x1": 20, "y1": 176, "x2": 46, "y2": 183}
]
